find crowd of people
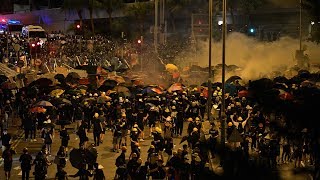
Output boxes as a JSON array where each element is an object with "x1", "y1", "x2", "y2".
[{"x1": 0, "y1": 67, "x2": 319, "y2": 179}]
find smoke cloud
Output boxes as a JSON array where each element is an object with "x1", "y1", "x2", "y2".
[{"x1": 179, "y1": 32, "x2": 320, "y2": 82}]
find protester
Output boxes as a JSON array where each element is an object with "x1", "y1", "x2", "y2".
[
  {"x1": 19, "y1": 148, "x2": 33, "y2": 180},
  {"x1": 2, "y1": 143, "x2": 16, "y2": 180}
]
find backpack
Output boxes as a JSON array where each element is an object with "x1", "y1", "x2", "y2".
[
  {"x1": 34, "y1": 155, "x2": 47, "y2": 173},
  {"x1": 115, "y1": 155, "x2": 124, "y2": 167}
]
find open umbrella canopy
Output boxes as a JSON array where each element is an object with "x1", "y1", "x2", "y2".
[
  {"x1": 50, "y1": 89, "x2": 65, "y2": 97},
  {"x1": 108, "y1": 76, "x2": 125, "y2": 84},
  {"x1": 113, "y1": 86, "x2": 131, "y2": 97},
  {"x1": 132, "y1": 79, "x2": 144, "y2": 86},
  {"x1": 165, "y1": 64, "x2": 179, "y2": 73},
  {"x1": 273, "y1": 76, "x2": 289, "y2": 84},
  {"x1": 238, "y1": 90, "x2": 249, "y2": 98},
  {"x1": 30, "y1": 107, "x2": 46, "y2": 113},
  {"x1": 75, "y1": 65, "x2": 98, "y2": 74},
  {"x1": 167, "y1": 83, "x2": 184, "y2": 93},
  {"x1": 29, "y1": 78, "x2": 53, "y2": 87},
  {"x1": 102, "y1": 79, "x2": 118, "y2": 87},
  {"x1": 66, "y1": 72, "x2": 81, "y2": 80},
  {"x1": 69, "y1": 148, "x2": 84, "y2": 169},
  {"x1": 35, "y1": 100, "x2": 53, "y2": 107},
  {"x1": 1, "y1": 82, "x2": 17, "y2": 89},
  {"x1": 50, "y1": 98, "x2": 72, "y2": 106},
  {"x1": 142, "y1": 87, "x2": 163, "y2": 95},
  {"x1": 226, "y1": 75, "x2": 242, "y2": 83}
]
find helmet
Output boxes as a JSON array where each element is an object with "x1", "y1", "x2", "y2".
[{"x1": 228, "y1": 122, "x2": 233, "y2": 127}]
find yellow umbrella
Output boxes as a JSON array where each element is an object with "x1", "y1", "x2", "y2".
[
  {"x1": 50, "y1": 89, "x2": 65, "y2": 97},
  {"x1": 165, "y1": 64, "x2": 179, "y2": 73}
]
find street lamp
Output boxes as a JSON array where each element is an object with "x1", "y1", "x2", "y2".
[
  {"x1": 220, "y1": 0, "x2": 227, "y2": 166},
  {"x1": 207, "y1": 0, "x2": 213, "y2": 122}
]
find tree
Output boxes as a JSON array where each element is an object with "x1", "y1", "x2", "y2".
[
  {"x1": 62, "y1": 0, "x2": 88, "y2": 29},
  {"x1": 97, "y1": 0, "x2": 124, "y2": 30},
  {"x1": 88, "y1": 0, "x2": 100, "y2": 35},
  {"x1": 125, "y1": 1, "x2": 153, "y2": 35},
  {"x1": 166, "y1": 0, "x2": 191, "y2": 33}
]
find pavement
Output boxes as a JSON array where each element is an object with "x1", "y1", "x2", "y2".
[{"x1": 0, "y1": 119, "x2": 315, "y2": 180}]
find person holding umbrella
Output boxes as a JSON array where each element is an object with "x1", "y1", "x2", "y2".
[
  {"x1": 19, "y1": 147, "x2": 33, "y2": 180},
  {"x1": 77, "y1": 120, "x2": 89, "y2": 148}
]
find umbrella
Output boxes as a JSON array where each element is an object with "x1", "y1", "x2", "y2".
[
  {"x1": 51, "y1": 98, "x2": 72, "y2": 106},
  {"x1": 142, "y1": 87, "x2": 162, "y2": 95},
  {"x1": 30, "y1": 107, "x2": 46, "y2": 113},
  {"x1": 50, "y1": 89, "x2": 65, "y2": 97},
  {"x1": 98, "y1": 79, "x2": 118, "y2": 91},
  {"x1": 86, "y1": 145, "x2": 98, "y2": 165},
  {"x1": 69, "y1": 148, "x2": 84, "y2": 169},
  {"x1": 108, "y1": 75, "x2": 125, "y2": 84},
  {"x1": 113, "y1": 86, "x2": 131, "y2": 97},
  {"x1": 226, "y1": 75, "x2": 242, "y2": 83},
  {"x1": 29, "y1": 78, "x2": 53, "y2": 87},
  {"x1": 301, "y1": 80, "x2": 315, "y2": 87},
  {"x1": 225, "y1": 83, "x2": 237, "y2": 96},
  {"x1": 298, "y1": 69, "x2": 310, "y2": 79},
  {"x1": 167, "y1": 83, "x2": 184, "y2": 93},
  {"x1": 81, "y1": 97, "x2": 96, "y2": 105},
  {"x1": 273, "y1": 76, "x2": 289, "y2": 84},
  {"x1": 238, "y1": 90, "x2": 249, "y2": 98},
  {"x1": 132, "y1": 79, "x2": 144, "y2": 86},
  {"x1": 67, "y1": 72, "x2": 81, "y2": 79},
  {"x1": 273, "y1": 83, "x2": 288, "y2": 90},
  {"x1": 97, "y1": 96, "x2": 106, "y2": 104},
  {"x1": 102, "y1": 79, "x2": 118, "y2": 87},
  {"x1": 278, "y1": 90, "x2": 294, "y2": 100},
  {"x1": 228, "y1": 128, "x2": 243, "y2": 143},
  {"x1": 65, "y1": 89, "x2": 82, "y2": 95},
  {"x1": 77, "y1": 85, "x2": 88, "y2": 90},
  {"x1": 165, "y1": 64, "x2": 179, "y2": 73},
  {"x1": 54, "y1": 74, "x2": 65, "y2": 80},
  {"x1": 35, "y1": 101, "x2": 53, "y2": 107}
]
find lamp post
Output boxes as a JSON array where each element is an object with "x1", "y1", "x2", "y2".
[
  {"x1": 207, "y1": 0, "x2": 213, "y2": 122},
  {"x1": 299, "y1": 0, "x2": 302, "y2": 50},
  {"x1": 154, "y1": 0, "x2": 159, "y2": 53},
  {"x1": 220, "y1": 0, "x2": 227, "y2": 166}
]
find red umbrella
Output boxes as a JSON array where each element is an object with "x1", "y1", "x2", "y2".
[
  {"x1": 167, "y1": 83, "x2": 184, "y2": 93},
  {"x1": 151, "y1": 87, "x2": 163, "y2": 94},
  {"x1": 238, "y1": 90, "x2": 249, "y2": 98}
]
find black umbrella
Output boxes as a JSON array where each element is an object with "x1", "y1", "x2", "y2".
[
  {"x1": 29, "y1": 78, "x2": 53, "y2": 88},
  {"x1": 75, "y1": 65, "x2": 98, "y2": 74},
  {"x1": 51, "y1": 98, "x2": 72, "y2": 106},
  {"x1": 86, "y1": 145, "x2": 98, "y2": 165},
  {"x1": 273, "y1": 76, "x2": 289, "y2": 84},
  {"x1": 298, "y1": 69, "x2": 310, "y2": 79},
  {"x1": 69, "y1": 148, "x2": 84, "y2": 169},
  {"x1": 226, "y1": 76, "x2": 242, "y2": 84},
  {"x1": 273, "y1": 83, "x2": 288, "y2": 90},
  {"x1": 54, "y1": 74, "x2": 65, "y2": 80},
  {"x1": 67, "y1": 72, "x2": 81, "y2": 79}
]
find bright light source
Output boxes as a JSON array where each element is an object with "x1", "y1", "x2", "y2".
[
  {"x1": 218, "y1": 21, "x2": 223, "y2": 25},
  {"x1": 137, "y1": 39, "x2": 142, "y2": 44},
  {"x1": 31, "y1": 43, "x2": 36, "y2": 47},
  {"x1": 1, "y1": 19, "x2": 6, "y2": 23},
  {"x1": 311, "y1": 21, "x2": 315, "y2": 25},
  {"x1": 250, "y1": 28, "x2": 255, "y2": 33},
  {"x1": 76, "y1": 24, "x2": 80, "y2": 29},
  {"x1": 36, "y1": 42, "x2": 40, "y2": 46}
]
